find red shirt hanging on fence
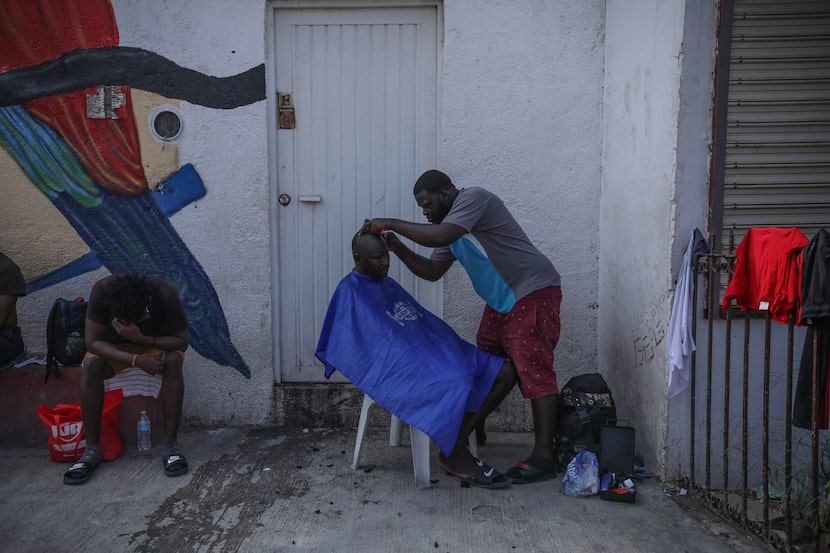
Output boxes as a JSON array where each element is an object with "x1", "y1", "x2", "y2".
[{"x1": 721, "y1": 227, "x2": 809, "y2": 324}]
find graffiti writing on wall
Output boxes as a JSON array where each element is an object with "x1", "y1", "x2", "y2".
[
  {"x1": 633, "y1": 322, "x2": 666, "y2": 367},
  {"x1": 607, "y1": 256, "x2": 668, "y2": 369}
]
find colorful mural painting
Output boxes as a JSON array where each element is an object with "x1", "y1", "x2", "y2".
[{"x1": 0, "y1": 0, "x2": 267, "y2": 378}]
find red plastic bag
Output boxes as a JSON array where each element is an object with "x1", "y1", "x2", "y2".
[{"x1": 37, "y1": 388, "x2": 125, "y2": 462}]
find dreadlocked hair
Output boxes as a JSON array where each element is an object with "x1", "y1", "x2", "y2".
[{"x1": 102, "y1": 274, "x2": 150, "y2": 323}]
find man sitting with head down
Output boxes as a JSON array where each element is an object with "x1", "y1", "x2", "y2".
[
  {"x1": 315, "y1": 231, "x2": 517, "y2": 488},
  {"x1": 63, "y1": 274, "x2": 189, "y2": 485}
]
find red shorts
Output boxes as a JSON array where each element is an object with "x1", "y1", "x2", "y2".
[{"x1": 476, "y1": 286, "x2": 561, "y2": 399}]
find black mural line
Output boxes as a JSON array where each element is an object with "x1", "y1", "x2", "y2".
[{"x1": 0, "y1": 46, "x2": 265, "y2": 109}]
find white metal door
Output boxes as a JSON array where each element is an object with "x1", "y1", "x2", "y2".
[{"x1": 270, "y1": 5, "x2": 441, "y2": 382}]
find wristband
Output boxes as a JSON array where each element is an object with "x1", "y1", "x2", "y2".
[{"x1": 132, "y1": 353, "x2": 138, "y2": 367}]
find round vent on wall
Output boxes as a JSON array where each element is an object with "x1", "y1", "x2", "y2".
[{"x1": 149, "y1": 106, "x2": 183, "y2": 141}]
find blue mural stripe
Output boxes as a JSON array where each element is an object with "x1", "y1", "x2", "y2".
[
  {"x1": 27, "y1": 253, "x2": 102, "y2": 293},
  {"x1": 0, "y1": 106, "x2": 102, "y2": 204},
  {"x1": 0, "y1": 46, "x2": 265, "y2": 109},
  {"x1": 27, "y1": 163, "x2": 208, "y2": 292}
]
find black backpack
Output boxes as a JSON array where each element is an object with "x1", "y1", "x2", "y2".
[
  {"x1": 556, "y1": 373, "x2": 617, "y2": 468},
  {"x1": 45, "y1": 297, "x2": 88, "y2": 382}
]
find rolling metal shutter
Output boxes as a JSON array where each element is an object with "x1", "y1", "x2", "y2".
[{"x1": 721, "y1": 0, "x2": 830, "y2": 246}]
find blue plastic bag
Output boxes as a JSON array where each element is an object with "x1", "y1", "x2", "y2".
[{"x1": 562, "y1": 450, "x2": 600, "y2": 497}]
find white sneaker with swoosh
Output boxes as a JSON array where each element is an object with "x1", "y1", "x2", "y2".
[{"x1": 440, "y1": 457, "x2": 511, "y2": 489}]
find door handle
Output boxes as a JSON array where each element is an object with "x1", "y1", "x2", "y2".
[{"x1": 298, "y1": 195, "x2": 322, "y2": 203}]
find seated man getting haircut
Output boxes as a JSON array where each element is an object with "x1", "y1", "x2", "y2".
[{"x1": 316, "y1": 231, "x2": 517, "y2": 488}]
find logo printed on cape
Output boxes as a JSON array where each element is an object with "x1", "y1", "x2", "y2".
[{"x1": 385, "y1": 301, "x2": 423, "y2": 326}]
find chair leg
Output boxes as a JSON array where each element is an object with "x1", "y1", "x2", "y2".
[
  {"x1": 352, "y1": 395, "x2": 375, "y2": 469},
  {"x1": 409, "y1": 426, "x2": 431, "y2": 489},
  {"x1": 354, "y1": 395, "x2": 431, "y2": 489},
  {"x1": 389, "y1": 414, "x2": 404, "y2": 446}
]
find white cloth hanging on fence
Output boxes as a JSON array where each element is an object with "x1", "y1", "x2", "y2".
[{"x1": 667, "y1": 229, "x2": 707, "y2": 399}]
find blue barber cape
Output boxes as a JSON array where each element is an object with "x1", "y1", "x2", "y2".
[{"x1": 315, "y1": 270, "x2": 504, "y2": 455}]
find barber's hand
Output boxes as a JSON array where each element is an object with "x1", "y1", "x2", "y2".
[
  {"x1": 382, "y1": 231, "x2": 403, "y2": 252},
  {"x1": 360, "y1": 218, "x2": 393, "y2": 236},
  {"x1": 111, "y1": 318, "x2": 143, "y2": 342},
  {"x1": 135, "y1": 352, "x2": 165, "y2": 376}
]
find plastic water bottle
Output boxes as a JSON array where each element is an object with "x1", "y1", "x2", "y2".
[{"x1": 137, "y1": 410, "x2": 152, "y2": 452}]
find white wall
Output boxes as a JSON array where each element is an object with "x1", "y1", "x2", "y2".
[
  {"x1": 600, "y1": 0, "x2": 716, "y2": 478},
  {"x1": 441, "y1": 0, "x2": 605, "y2": 391}
]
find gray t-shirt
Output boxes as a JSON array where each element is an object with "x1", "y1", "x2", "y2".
[{"x1": 431, "y1": 187, "x2": 560, "y2": 313}]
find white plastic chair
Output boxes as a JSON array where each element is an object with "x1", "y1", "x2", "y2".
[{"x1": 352, "y1": 394, "x2": 478, "y2": 489}]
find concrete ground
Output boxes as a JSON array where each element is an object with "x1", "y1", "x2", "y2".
[{"x1": 0, "y1": 427, "x2": 772, "y2": 553}]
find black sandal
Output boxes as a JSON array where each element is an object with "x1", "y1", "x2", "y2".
[
  {"x1": 63, "y1": 460, "x2": 99, "y2": 485},
  {"x1": 505, "y1": 454, "x2": 559, "y2": 484},
  {"x1": 163, "y1": 453, "x2": 189, "y2": 477}
]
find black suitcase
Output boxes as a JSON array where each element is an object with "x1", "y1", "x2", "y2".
[{"x1": 598, "y1": 424, "x2": 637, "y2": 503}]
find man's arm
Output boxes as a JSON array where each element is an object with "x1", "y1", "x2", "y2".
[
  {"x1": 155, "y1": 329, "x2": 189, "y2": 352},
  {"x1": 86, "y1": 317, "x2": 188, "y2": 374},
  {"x1": 86, "y1": 318, "x2": 189, "y2": 363},
  {"x1": 110, "y1": 318, "x2": 188, "y2": 352},
  {"x1": 364, "y1": 218, "x2": 466, "y2": 248},
  {"x1": 383, "y1": 232, "x2": 454, "y2": 281},
  {"x1": 85, "y1": 318, "x2": 135, "y2": 367}
]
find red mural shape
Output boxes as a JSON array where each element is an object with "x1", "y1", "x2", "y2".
[{"x1": 0, "y1": 0, "x2": 147, "y2": 195}]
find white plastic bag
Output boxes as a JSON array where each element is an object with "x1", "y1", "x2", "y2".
[{"x1": 562, "y1": 450, "x2": 600, "y2": 497}]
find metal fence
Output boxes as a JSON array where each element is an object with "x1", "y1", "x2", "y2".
[{"x1": 689, "y1": 233, "x2": 828, "y2": 553}]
